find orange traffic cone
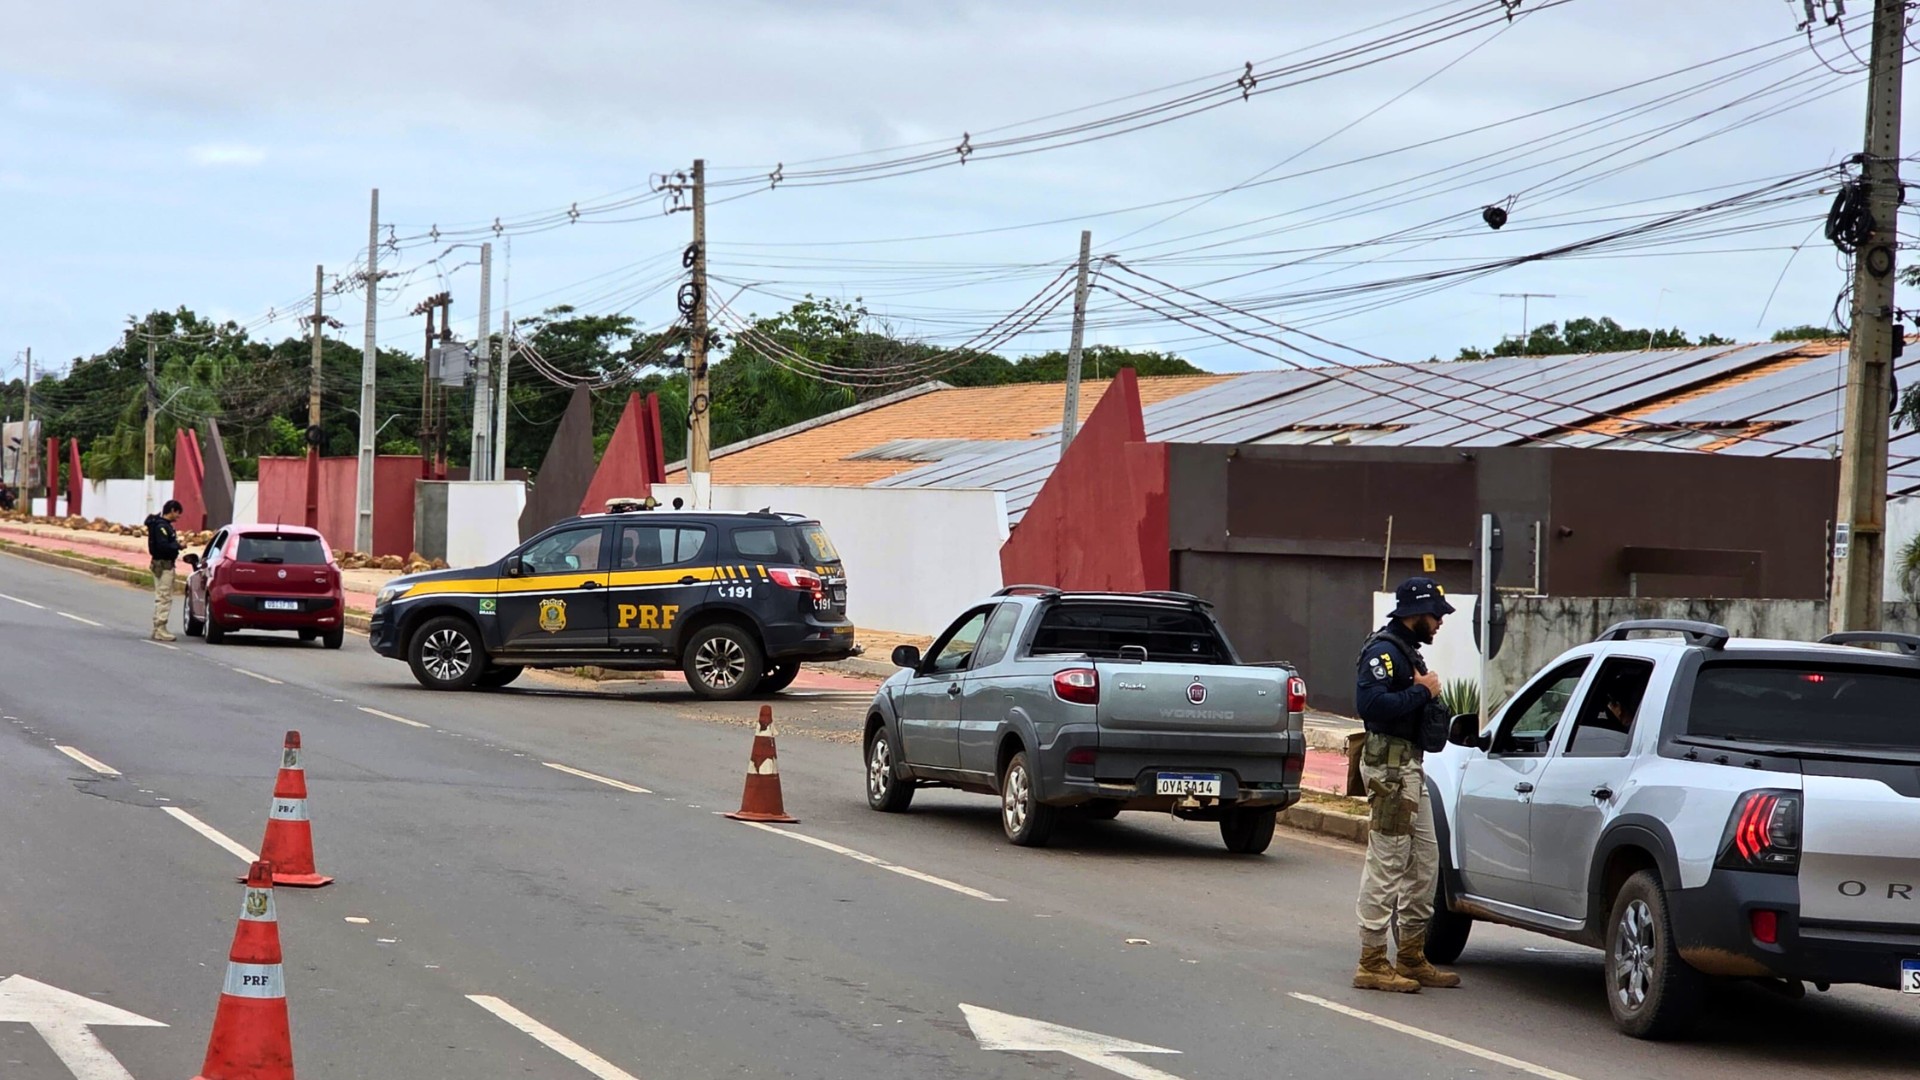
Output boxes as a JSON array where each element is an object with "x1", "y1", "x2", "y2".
[
  {"x1": 725, "y1": 705, "x2": 798, "y2": 823},
  {"x1": 251, "y1": 732, "x2": 332, "y2": 888},
  {"x1": 193, "y1": 860, "x2": 295, "y2": 1080}
]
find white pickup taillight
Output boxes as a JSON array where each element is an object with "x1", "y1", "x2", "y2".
[
  {"x1": 1719, "y1": 790, "x2": 1801, "y2": 873},
  {"x1": 1053, "y1": 668, "x2": 1099, "y2": 706},
  {"x1": 1286, "y1": 675, "x2": 1308, "y2": 714}
]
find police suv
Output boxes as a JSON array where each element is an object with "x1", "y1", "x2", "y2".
[
  {"x1": 369, "y1": 501, "x2": 856, "y2": 700},
  {"x1": 1426, "y1": 620, "x2": 1920, "y2": 1039}
]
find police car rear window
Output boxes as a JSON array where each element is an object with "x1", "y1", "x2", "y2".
[
  {"x1": 1688, "y1": 661, "x2": 1920, "y2": 752},
  {"x1": 798, "y1": 524, "x2": 839, "y2": 563},
  {"x1": 235, "y1": 535, "x2": 328, "y2": 565},
  {"x1": 732, "y1": 528, "x2": 782, "y2": 559},
  {"x1": 1029, "y1": 603, "x2": 1228, "y2": 663}
]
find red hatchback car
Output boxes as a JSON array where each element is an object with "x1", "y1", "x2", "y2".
[{"x1": 183, "y1": 525, "x2": 346, "y2": 648}]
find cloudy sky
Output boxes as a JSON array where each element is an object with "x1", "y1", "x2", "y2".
[{"x1": 0, "y1": 0, "x2": 1893, "y2": 381}]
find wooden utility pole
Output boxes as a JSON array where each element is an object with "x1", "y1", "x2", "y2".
[
  {"x1": 494, "y1": 308, "x2": 510, "y2": 481},
  {"x1": 354, "y1": 188, "x2": 380, "y2": 555},
  {"x1": 1060, "y1": 230, "x2": 1092, "y2": 455},
  {"x1": 1830, "y1": 0, "x2": 1906, "y2": 632},
  {"x1": 688, "y1": 158, "x2": 712, "y2": 508},
  {"x1": 144, "y1": 331, "x2": 157, "y2": 516},
  {"x1": 417, "y1": 297, "x2": 439, "y2": 480},
  {"x1": 305, "y1": 265, "x2": 326, "y2": 529}
]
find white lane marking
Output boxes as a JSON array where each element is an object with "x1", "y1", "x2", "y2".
[
  {"x1": 468, "y1": 995, "x2": 642, "y2": 1080},
  {"x1": 160, "y1": 807, "x2": 258, "y2": 864},
  {"x1": 231, "y1": 667, "x2": 284, "y2": 685},
  {"x1": 738, "y1": 821, "x2": 1006, "y2": 902},
  {"x1": 358, "y1": 706, "x2": 428, "y2": 728},
  {"x1": 0, "y1": 974, "x2": 166, "y2": 1080},
  {"x1": 0, "y1": 593, "x2": 45, "y2": 609},
  {"x1": 141, "y1": 639, "x2": 179, "y2": 651},
  {"x1": 962, "y1": 1004, "x2": 1185, "y2": 1080},
  {"x1": 55, "y1": 745, "x2": 121, "y2": 777},
  {"x1": 543, "y1": 762, "x2": 651, "y2": 793},
  {"x1": 1289, "y1": 994, "x2": 1585, "y2": 1080},
  {"x1": 56, "y1": 612, "x2": 102, "y2": 627}
]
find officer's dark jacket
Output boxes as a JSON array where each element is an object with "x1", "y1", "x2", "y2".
[
  {"x1": 1355, "y1": 620, "x2": 1432, "y2": 743},
  {"x1": 145, "y1": 514, "x2": 181, "y2": 562}
]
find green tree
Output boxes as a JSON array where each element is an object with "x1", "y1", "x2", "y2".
[
  {"x1": 1456, "y1": 316, "x2": 1733, "y2": 360},
  {"x1": 1770, "y1": 324, "x2": 1843, "y2": 342}
]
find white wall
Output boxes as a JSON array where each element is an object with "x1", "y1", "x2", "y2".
[
  {"x1": 446, "y1": 482, "x2": 527, "y2": 567},
  {"x1": 652, "y1": 484, "x2": 1009, "y2": 637},
  {"x1": 31, "y1": 497, "x2": 67, "y2": 517},
  {"x1": 233, "y1": 481, "x2": 260, "y2": 526},
  {"x1": 1885, "y1": 495, "x2": 1920, "y2": 600},
  {"x1": 85, "y1": 479, "x2": 172, "y2": 526}
]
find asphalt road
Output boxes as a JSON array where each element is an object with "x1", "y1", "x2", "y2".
[{"x1": 0, "y1": 551, "x2": 1914, "y2": 1080}]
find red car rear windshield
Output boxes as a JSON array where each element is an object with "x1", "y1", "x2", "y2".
[{"x1": 236, "y1": 535, "x2": 329, "y2": 566}]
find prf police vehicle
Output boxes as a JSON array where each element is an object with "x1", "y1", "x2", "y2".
[{"x1": 369, "y1": 501, "x2": 856, "y2": 700}]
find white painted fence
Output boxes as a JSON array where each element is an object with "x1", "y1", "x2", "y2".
[{"x1": 447, "y1": 482, "x2": 527, "y2": 568}]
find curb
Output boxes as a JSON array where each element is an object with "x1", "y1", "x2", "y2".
[
  {"x1": 1279, "y1": 801, "x2": 1369, "y2": 845},
  {"x1": 0, "y1": 539, "x2": 376, "y2": 634}
]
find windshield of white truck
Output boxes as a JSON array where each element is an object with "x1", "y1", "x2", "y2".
[
  {"x1": 1028, "y1": 603, "x2": 1230, "y2": 663},
  {"x1": 1688, "y1": 661, "x2": 1920, "y2": 752}
]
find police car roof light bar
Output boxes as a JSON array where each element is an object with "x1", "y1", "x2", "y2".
[
  {"x1": 1596, "y1": 619, "x2": 1731, "y2": 649},
  {"x1": 1818, "y1": 631, "x2": 1920, "y2": 657}
]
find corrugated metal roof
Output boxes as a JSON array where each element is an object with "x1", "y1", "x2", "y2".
[{"x1": 876, "y1": 340, "x2": 1916, "y2": 524}]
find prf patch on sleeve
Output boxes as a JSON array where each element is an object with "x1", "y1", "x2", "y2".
[{"x1": 1368, "y1": 652, "x2": 1394, "y2": 681}]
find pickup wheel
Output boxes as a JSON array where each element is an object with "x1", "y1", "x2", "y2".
[
  {"x1": 865, "y1": 726, "x2": 915, "y2": 812},
  {"x1": 321, "y1": 627, "x2": 345, "y2": 650},
  {"x1": 408, "y1": 616, "x2": 485, "y2": 691},
  {"x1": 683, "y1": 624, "x2": 764, "y2": 701},
  {"x1": 1000, "y1": 751, "x2": 1057, "y2": 847},
  {"x1": 1605, "y1": 870, "x2": 1704, "y2": 1039},
  {"x1": 1425, "y1": 890, "x2": 1473, "y2": 965},
  {"x1": 755, "y1": 662, "x2": 801, "y2": 696},
  {"x1": 477, "y1": 664, "x2": 524, "y2": 689},
  {"x1": 1220, "y1": 807, "x2": 1278, "y2": 854}
]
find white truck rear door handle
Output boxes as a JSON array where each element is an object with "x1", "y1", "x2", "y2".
[
  {"x1": 947, "y1": 683, "x2": 963, "y2": 696},
  {"x1": 1514, "y1": 782, "x2": 1535, "y2": 795},
  {"x1": 1591, "y1": 785, "x2": 1615, "y2": 801}
]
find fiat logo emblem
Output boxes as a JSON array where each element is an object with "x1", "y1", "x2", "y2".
[
  {"x1": 277, "y1": 569, "x2": 286, "y2": 579},
  {"x1": 1187, "y1": 680, "x2": 1208, "y2": 705}
]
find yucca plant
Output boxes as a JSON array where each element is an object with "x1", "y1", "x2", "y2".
[
  {"x1": 1898, "y1": 534, "x2": 1920, "y2": 602},
  {"x1": 1440, "y1": 677, "x2": 1480, "y2": 718}
]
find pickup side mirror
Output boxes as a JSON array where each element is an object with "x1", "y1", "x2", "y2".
[
  {"x1": 504, "y1": 554, "x2": 524, "y2": 578},
  {"x1": 891, "y1": 645, "x2": 922, "y2": 670},
  {"x1": 181, "y1": 553, "x2": 201, "y2": 569},
  {"x1": 1448, "y1": 713, "x2": 1488, "y2": 750}
]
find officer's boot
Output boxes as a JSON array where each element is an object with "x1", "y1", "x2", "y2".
[
  {"x1": 1394, "y1": 933, "x2": 1461, "y2": 988},
  {"x1": 1352, "y1": 945, "x2": 1420, "y2": 993}
]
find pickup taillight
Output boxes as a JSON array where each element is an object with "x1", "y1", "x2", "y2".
[
  {"x1": 1286, "y1": 675, "x2": 1308, "y2": 714},
  {"x1": 768, "y1": 567, "x2": 826, "y2": 602},
  {"x1": 1717, "y1": 790, "x2": 1800, "y2": 874},
  {"x1": 1053, "y1": 668, "x2": 1099, "y2": 706}
]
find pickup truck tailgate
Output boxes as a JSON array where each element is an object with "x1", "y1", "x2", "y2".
[
  {"x1": 1094, "y1": 663, "x2": 1284, "y2": 733},
  {"x1": 1798, "y1": 772, "x2": 1920, "y2": 925}
]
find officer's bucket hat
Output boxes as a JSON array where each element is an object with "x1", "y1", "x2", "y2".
[{"x1": 1390, "y1": 576, "x2": 1456, "y2": 618}]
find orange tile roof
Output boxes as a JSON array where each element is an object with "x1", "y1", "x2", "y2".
[
  {"x1": 1570, "y1": 339, "x2": 1848, "y2": 438},
  {"x1": 667, "y1": 375, "x2": 1229, "y2": 486}
]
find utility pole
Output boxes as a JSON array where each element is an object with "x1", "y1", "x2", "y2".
[
  {"x1": 471, "y1": 242, "x2": 493, "y2": 481},
  {"x1": 494, "y1": 308, "x2": 510, "y2": 481},
  {"x1": 688, "y1": 159, "x2": 712, "y2": 509},
  {"x1": 1060, "y1": 230, "x2": 1092, "y2": 455},
  {"x1": 144, "y1": 331, "x2": 157, "y2": 516},
  {"x1": 354, "y1": 188, "x2": 379, "y2": 555},
  {"x1": 20, "y1": 346, "x2": 31, "y2": 505},
  {"x1": 304, "y1": 265, "x2": 330, "y2": 530},
  {"x1": 1831, "y1": 0, "x2": 1906, "y2": 633}
]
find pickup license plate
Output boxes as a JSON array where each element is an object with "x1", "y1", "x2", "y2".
[
  {"x1": 261, "y1": 600, "x2": 300, "y2": 612},
  {"x1": 1156, "y1": 772, "x2": 1222, "y2": 797},
  {"x1": 1902, "y1": 959, "x2": 1920, "y2": 994},
  {"x1": 833, "y1": 587, "x2": 846, "y2": 603}
]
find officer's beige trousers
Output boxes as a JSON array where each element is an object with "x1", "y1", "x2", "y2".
[
  {"x1": 151, "y1": 560, "x2": 175, "y2": 632},
  {"x1": 1356, "y1": 733, "x2": 1438, "y2": 948}
]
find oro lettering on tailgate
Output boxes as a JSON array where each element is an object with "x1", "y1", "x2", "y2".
[{"x1": 616, "y1": 604, "x2": 681, "y2": 630}]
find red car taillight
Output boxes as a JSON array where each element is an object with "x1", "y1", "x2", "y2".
[
  {"x1": 1286, "y1": 675, "x2": 1308, "y2": 714},
  {"x1": 768, "y1": 567, "x2": 825, "y2": 602},
  {"x1": 1718, "y1": 790, "x2": 1801, "y2": 873},
  {"x1": 1750, "y1": 909, "x2": 1780, "y2": 945},
  {"x1": 1053, "y1": 668, "x2": 1099, "y2": 706}
]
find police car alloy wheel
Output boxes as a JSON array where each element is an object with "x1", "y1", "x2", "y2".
[
  {"x1": 409, "y1": 615, "x2": 485, "y2": 691},
  {"x1": 683, "y1": 624, "x2": 764, "y2": 701}
]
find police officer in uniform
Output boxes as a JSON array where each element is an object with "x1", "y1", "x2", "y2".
[{"x1": 1351, "y1": 576, "x2": 1461, "y2": 993}]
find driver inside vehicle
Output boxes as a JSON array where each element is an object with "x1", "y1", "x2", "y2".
[
  {"x1": 524, "y1": 529, "x2": 602, "y2": 574},
  {"x1": 1592, "y1": 670, "x2": 1647, "y2": 734}
]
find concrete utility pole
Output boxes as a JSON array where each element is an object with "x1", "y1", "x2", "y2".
[
  {"x1": 143, "y1": 332, "x2": 157, "y2": 516},
  {"x1": 471, "y1": 242, "x2": 493, "y2": 481},
  {"x1": 306, "y1": 265, "x2": 326, "y2": 530},
  {"x1": 20, "y1": 346, "x2": 31, "y2": 501},
  {"x1": 354, "y1": 188, "x2": 379, "y2": 554},
  {"x1": 688, "y1": 159, "x2": 712, "y2": 509},
  {"x1": 1060, "y1": 230, "x2": 1092, "y2": 456},
  {"x1": 494, "y1": 308, "x2": 510, "y2": 481},
  {"x1": 1830, "y1": 0, "x2": 1906, "y2": 633}
]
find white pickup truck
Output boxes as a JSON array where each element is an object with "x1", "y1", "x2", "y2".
[{"x1": 1425, "y1": 619, "x2": 1920, "y2": 1038}]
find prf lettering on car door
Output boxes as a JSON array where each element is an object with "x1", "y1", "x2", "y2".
[{"x1": 616, "y1": 604, "x2": 681, "y2": 630}]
